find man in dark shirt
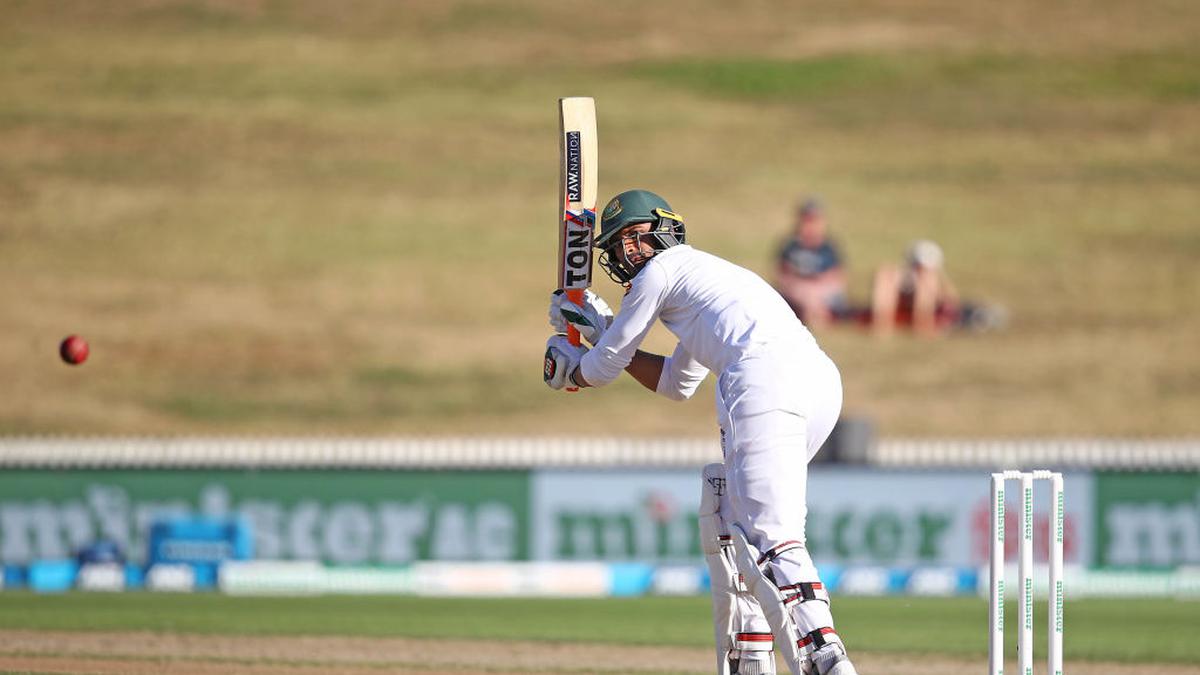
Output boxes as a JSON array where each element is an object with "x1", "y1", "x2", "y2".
[{"x1": 775, "y1": 198, "x2": 849, "y2": 328}]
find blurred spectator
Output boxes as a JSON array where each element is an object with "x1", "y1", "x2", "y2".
[
  {"x1": 871, "y1": 240, "x2": 1006, "y2": 336},
  {"x1": 774, "y1": 198, "x2": 849, "y2": 329}
]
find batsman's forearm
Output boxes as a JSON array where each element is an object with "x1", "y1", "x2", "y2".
[{"x1": 625, "y1": 350, "x2": 665, "y2": 392}]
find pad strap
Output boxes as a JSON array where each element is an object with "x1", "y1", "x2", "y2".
[
  {"x1": 780, "y1": 582, "x2": 829, "y2": 606},
  {"x1": 797, "y1": 627, "x2": 838, "y2": 650},
  {"x1": 757, "y1": 541, "x2": 805, "y2": 566},
  {"x1": 734, "y1": 632, "x2": 774, "y2": 652}
]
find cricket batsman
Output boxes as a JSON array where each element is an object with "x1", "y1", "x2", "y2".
[{"x1": 544, "y1": 190, "x2": 858, "y2": 675}]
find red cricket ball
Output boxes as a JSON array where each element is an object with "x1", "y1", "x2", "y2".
[{"x1": 59, "y1": 335, "x2": 89, "y2": 365}]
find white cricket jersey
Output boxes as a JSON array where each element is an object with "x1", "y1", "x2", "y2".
[{"x1": 579, "y1": 245, "x2": 821, "y2": 391}]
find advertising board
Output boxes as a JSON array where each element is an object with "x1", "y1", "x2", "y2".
[
  {"x1": 0, "y1": 470, "x2": 529, "y2": 564},
  {"x1": 531, "y1": 468, "x2": 1096, "y2": 567},
  {"x1": 1094, "y1": 472, "x2": 1200, "y2": 568}
]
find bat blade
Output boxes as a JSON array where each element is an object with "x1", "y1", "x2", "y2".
[{"x1": 557, "y1": 97, "x2": 597, "y2": 391}]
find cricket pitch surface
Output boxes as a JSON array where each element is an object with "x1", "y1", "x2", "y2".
[{"x1": 1, "y1": 630, "x2": 1192, "y2": 675}]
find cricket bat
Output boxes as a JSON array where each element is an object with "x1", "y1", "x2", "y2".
[{"x1": 556, "y1": 97, "x2": 597, "y2": 391}]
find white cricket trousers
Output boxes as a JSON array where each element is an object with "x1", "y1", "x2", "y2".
[{"x1": 715, "y1": 343, "x2": 842, "y2": 561}]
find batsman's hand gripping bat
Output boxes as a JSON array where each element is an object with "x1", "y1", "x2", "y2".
[{"x1": 554, "y1": 97, "x2": 597, "y2": 391}]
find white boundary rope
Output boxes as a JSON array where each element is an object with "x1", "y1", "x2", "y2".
[{"x1": 0, "y1": 436, "x2": 1197, "y2": 469}]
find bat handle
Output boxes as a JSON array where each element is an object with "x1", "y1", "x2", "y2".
[{"x1": 565, "y1": 288, "x2": 584, "y2": 392}]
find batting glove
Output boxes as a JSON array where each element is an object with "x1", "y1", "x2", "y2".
[
  {"x1": 543, "y1": 334, "x2": 588, "y2": 390},
  {"x1": 548, "y1": 289, "x2": 613, "y2": 345}
]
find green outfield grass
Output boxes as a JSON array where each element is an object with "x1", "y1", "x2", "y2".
[
  {"x1": 1, "y1": 1, "x2": 1197, "y2": 436},
  {"x1": 0, "y1": 593, "x2": 1194, "y2": 664}
]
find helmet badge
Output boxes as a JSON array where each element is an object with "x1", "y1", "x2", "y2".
[{"x1": 602, "y1": 198, "x2": 622, "y2": 221}]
